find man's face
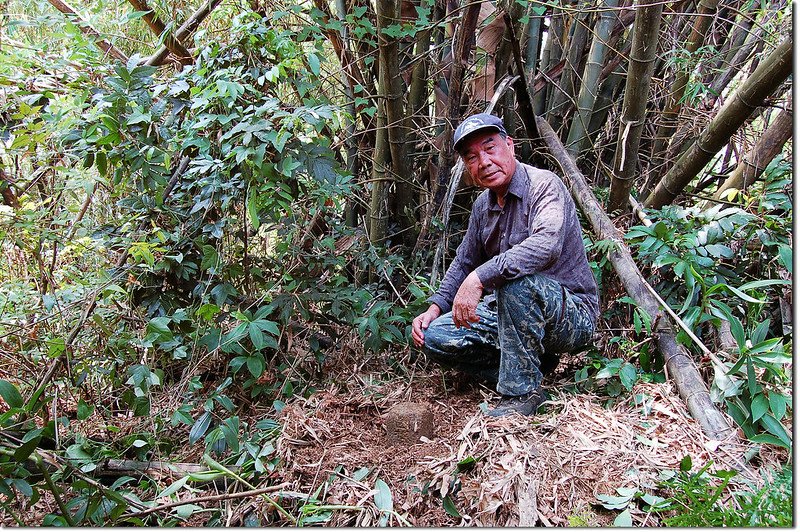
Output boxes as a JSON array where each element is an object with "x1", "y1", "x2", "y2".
[{"x1": 460, "y1": 131, "x2": 516, "y2": 196}]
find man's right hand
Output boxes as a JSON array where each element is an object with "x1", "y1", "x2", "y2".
[{"x1": 411, "y1": 304, "x2": 441, "y2": 348}]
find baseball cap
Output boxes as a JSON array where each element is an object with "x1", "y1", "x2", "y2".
[{"x1": 453, "y1": 113, "x2": 508, "y2": 152}]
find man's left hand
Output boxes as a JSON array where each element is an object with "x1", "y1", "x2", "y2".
[{"x1": 452, "y1": 271, "x2": 483, "y2": 328}]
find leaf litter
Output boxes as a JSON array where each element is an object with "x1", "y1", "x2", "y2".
[{"x1": 269, "y1": 354, "x2": 787, "y2": 527}]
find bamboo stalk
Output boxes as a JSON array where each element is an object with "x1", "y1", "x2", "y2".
[
  {"x1": 607, "y1": 0, "x2": 664, "y2": 213},
  {"x1": 644, "y1": 36, "x2": 792, "y2": 209},
  {"x1": 649, "y1": 0, "x2": 720, "y2": 181},
  {"x1": 566, "y1": 0, "x2": 620, "y2": 156},
  {"x1": 547, "y1": 5, "x2": 591, "y2": 133},
  {"x1": 706, "y1": 91, "x2": 792, "y2": 205},
  {"x1": 376, "y1": 0, "x2": 413, "y2": 244},
  {"x1": 145, "y1": 0, "x2": 222, "y2": 66}
]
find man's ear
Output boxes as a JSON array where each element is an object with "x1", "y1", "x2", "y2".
[{"x1": 506, "y1": 136, "x2": 515, "y2": 154}]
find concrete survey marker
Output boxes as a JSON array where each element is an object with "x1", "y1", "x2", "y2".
[{"x1": 385, "y1": 401, "x2": 434, "y2": 444}]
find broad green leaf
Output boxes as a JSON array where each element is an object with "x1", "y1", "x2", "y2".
[
  {"x1": 640, "y1": 493, "x2": 669, "y2": 509},
  {"x1": 0, "y1": 380, "x2": 23, "y2": 408},
  {"x1": 189, "y1": 411, "x2": 212, "y2": 445},
  {"x1": 175, "y1": 503, "x2": 203, "y2": 519},
  {"x1": 749, "y1": 434, "x2": 788, "y2": 448},
  {"x1": 768, "y1": 392, "x2": 788, "y2": 420},
  {"x1": 307, "y1": 53, "x2": 321, "y2": 76},
  {"x1": 77, "y1": 399, "x2": 94, "y2": 421},
  {"x1": 619, "y1": 363, "x2": 638, "y2": 391},
  {"x1": 157, "y1": 476, "x2": 188, "y2": 499},
  {"x1": 13, "y1": 437, "x2": 40, "y2": 463},
  {"x1": 442, "y1": 495, "x2": 460, "y2": 517},
  {"x1": 596, "y1": 494, "x2": 632, "y2": 510},
  {"x1": 726, "y1": 284, "x2": 766, "y2": 304},
  {"x1": 613, "y1": 509, "x2": 632, "y2": 527},
  {"x1": 759, "y1": 414, "x2": 791, "y2": 449},
  {"x1": 746, "y1": 358, "x2": 757, "y2": 397},
  {"x1": 246, "y1": 188, "x2": 261, "y2": 231},
  {"x1": 777, "y1": 244, "x2": 792, "y2": 273},
  {"x1": 249, "y1": 324, "x2": 266, "y2": 350},
  {"x1": 352, "y1": 467, "x2": 371, "y2": 482},
  {"x1": 11, "y1": 479, "x2": 32, "y2": 498},
  {"x1": 679, "y1": 454, "x2": 692, "y2": 472},
  {"x1": 374, "y1": 479, "x2": 392, "y2": 526},
  {"x1": 246, "y1": 355, "x2": 264, "y2": 378},
  {"x1": 750, "y1": 393, "x2": 769, "y2": 422},
  {"x1": 456, "y1": 456, "x2": 477, "y2": 473},
  {"x1": 737, "y1": 279, "x2": 790, "y2": 291}
]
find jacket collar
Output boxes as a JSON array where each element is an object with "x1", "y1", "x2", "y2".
[{"x1": 488, "y1": 162, "x2": 526, "y2": 210}]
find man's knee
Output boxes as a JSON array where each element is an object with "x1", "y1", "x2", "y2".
[{"x1": 421, "y1": 315, "x2": 454, "y2": 358}]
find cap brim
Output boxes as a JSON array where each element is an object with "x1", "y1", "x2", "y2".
[{"x1": 454, "y1": 125, "x2": 502, "y2": 152}]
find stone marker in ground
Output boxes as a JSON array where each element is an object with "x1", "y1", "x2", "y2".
[{"x1": 385, "y1": 402, "x2": 434, "y2": 444}]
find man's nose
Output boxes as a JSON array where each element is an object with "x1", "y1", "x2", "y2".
[{"x1": 478, "y1": 151, "x2": 491, "y2": 167}]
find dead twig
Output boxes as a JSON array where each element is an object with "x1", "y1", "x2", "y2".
[{"x1": 122, "y1": 483, "x2": 291, "y2": 519}]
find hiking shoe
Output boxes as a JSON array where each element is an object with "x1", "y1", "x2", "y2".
[{"x1": 487, "y1": 389, "x2": 547, "y2": 417}]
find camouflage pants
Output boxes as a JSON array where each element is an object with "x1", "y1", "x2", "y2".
[{"x1": 422, "y1": 274, "x2": 595, "y2": 396}]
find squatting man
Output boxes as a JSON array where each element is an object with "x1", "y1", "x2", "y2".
[{"x1": 411, "y1": 113, "x2": 599, "y2": 417}]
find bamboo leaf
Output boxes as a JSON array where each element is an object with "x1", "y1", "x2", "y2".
[
  {"x1": 189, "y1": 411, "x2": 212, "y2": 444},
  {"x1": 374, "y1": 479, "x2": 392, "y2": 526},
  {"x1": 614, "y1": 509, "x2": 633, "y2": 527},
  {"x1": 157, "y1": 475, "x2": 189, "y2": 499},
  {"x1": 750, "y1": 393, "x2": 769, "y2": 422},
  {"x1": 0, "y1": 380, "x2": 23, "y2": 408},
  {"x1": 758, "y1": 414, "x2": 791, "y2": 449},
  {"x1": 442, "y1": 495, "x2": 460, "y2": 517}
]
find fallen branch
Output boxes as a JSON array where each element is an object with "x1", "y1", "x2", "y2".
[
  {"x1": 122, "y1": 483, "x2": 291, "y2": 519},
  {"x1": 536, "y1": 116, "x2": 734, "y2": 442}
]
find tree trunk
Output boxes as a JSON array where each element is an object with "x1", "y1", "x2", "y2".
[
  {"x1": 432, "y1": 0, "x2": 481, "y2": 211},
  {"x1": 376, "y1": 0, "x2": 414, "y2": 244},
  {"x1": 536, "y1": 116, "x2": 734, "y2": 442},
  {"x1": 369, "y1": 104, "x2": 390, "y2": 245},
  {"x1": 126, "y1": 0, "x2": 192, "y2": 63},
  {"x1": 706, "y1": 91, "x2": 792, "y2": 204},
  {"x1": 566, "y1": 0, "x2": 620, "y2": 156},
  {"x1": 607, "y1": 0, "x2": 663, "y2": 212},
  {"x1": 644, "y1": 36, "x2": 792, "y2": 209},
  {"x1": 537, "y1": 5, "x2": 566, "y2": 115},
  {"x1": 648, "y1": 0, "x2": 720, "y2": 181}
]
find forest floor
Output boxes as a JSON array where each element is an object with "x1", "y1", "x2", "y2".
[
  {"x1": 2, "y1": 346, "x2": 787, "y2": 526},
  {"x1": 264, "y1": 350, "x2": 786, "y2": 526}
]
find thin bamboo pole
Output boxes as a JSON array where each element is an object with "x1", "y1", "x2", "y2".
[
  {"x1": 607, "y1": 0, "x2": 663, "y2": 212},
  {"x1": 644, "y1": 36, "x2": 792, "y2": 209},
  {"x1": 566, "y1": 0, "x2": 620, "y2": 155},
  {"x1": 47, "y1": 0, "x2": 128, "y2": 62},
  {"x1": 705, "y1": 92, "x2": 792, "y2": 205}
]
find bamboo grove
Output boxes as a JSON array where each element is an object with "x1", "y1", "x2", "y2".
[{"x1": 0, "y1": 0, "x2": 793, "y2": 525}]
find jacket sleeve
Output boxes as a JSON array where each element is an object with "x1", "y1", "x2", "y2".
[{"x1": 427, "y1": 197, "x2": 486, "y2": 313}]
